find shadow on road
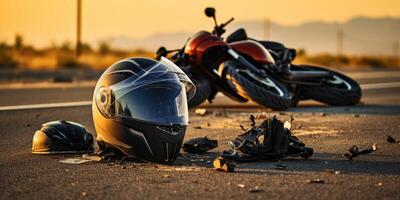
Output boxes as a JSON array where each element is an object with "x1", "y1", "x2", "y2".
[
  {"x1": 174, "y1": 152, "x2": 400, "y2": 175},
  {"x1": 202, "y1": 104, "x2": 400, "y2": 115}
]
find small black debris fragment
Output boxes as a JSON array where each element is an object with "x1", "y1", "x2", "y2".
[
  {"x1": 353, "y1": 114, "x2": 360, "y2": 117},
  {"x1": 249, "y1": 186, "x2": 264, "y2": 193},
  {"x1": 320, "y1": 113, "x2": 326, "y2": 117},
  {"x1": 324, "y1": 169, "x2": 340, "y2": 174},
  {"x1": 213, "y1": 157, "x2": 235, "y2": 172},
  {"x1": 344, "y1": 144, "x2": 378, "y2": 160},
  {"x1": 274, "y1": 163, "x2": 288, "y2": 170},
  {"x1": 249, "y1": 115, "x2": 256, "y2": 126},
  {"x1": 387, "y1": 136, "x2": 398, "y2": 144},
  {"x1": 183, "y1": 137, "x2": 218, "y2": 154},
  {"x1": 307, "y1": 179, "x2": 325, "y2": 184},
  {"x1": 193, "y1": 126, "x2": 202, "y2": 129}
]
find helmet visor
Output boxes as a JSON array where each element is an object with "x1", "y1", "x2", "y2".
[{"x1": 96, "y1": 57, "x2": 194, "y2": 126}]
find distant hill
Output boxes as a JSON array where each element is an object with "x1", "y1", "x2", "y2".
[{"x1": 103, "y1": 17, "x2": 400, "y2": 55}]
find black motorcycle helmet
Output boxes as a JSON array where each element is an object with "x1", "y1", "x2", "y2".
[
  {"x1": 92, "y1": 57, "x2": 195, "y2": 164},
  {"x1": 32, "y1": 120, "x2": 94, "y2": 154}
]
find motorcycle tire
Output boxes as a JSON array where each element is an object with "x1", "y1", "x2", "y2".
[
  {"x1": 223, "y1": 61, "x2": 292, "y2": 110},
  {"x1": 299, "y1": 65, "x2": 361, "y2": 106},
  {"x1": 188, "y1": 74, "x2": 212, "y2": 108}
]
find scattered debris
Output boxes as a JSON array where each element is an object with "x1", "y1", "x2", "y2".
[
  {"x1": 221, "y1": 115, "x2": 313, "y2": 162},
  {"x1": 59, "y1": 158, "x2": 94, "y2": 164},
  {"x1": 324, "y1": 169, "x2": 340, "y2": 174},
  {"x1": 240, "y1": 125, "x2": 247, "y2": 131},
  {"x1": 193, "y1": 126, "x2": 203, "y2": 129},
  {"x1": 307, "y1": 179, "x2": 325, "y2": 184},
  {"x1": 387, "y1": 136, "x2": 399, "y2": 144},
  {"x1": 195, "y1": 108, "x2": 208, "y2": 116},
  {"x1": 320, "y1": 113, "x2": 326, "y2": 117},
  {"x1": 274, "y1": 163, "x2": 288, "y2": 170},
  {"x1": 81, "y1": 192, "x2": 87, "y2": 196},
  {"x1": 377, "y1": 182, "x2": 383, "y2": 186},
  {"x1": 237, "y1": 184, "x2": 245, "y2": 188},
  {"x1": 183, "y1": 137, "x2": 218, "y2": 154},
  {"x1": 159, "y1": 166, "x2": 201, "y2": 172},
  {"x1": 163, "y1": 174, "x2": 171, "y2": 178},
  {"x1": 82, "y1": 154, "x2": 102, "y2": 162},
  {"x1": 344, "y1": 144, "x2": 378, "y2": 160},
  {"x1": 213, "y1": 157, "x2": 235, "y2": 172},
  {"x1": 249, "y1": 186, "x2": 264, "y2": 193},
  {"x1": 353, "y1": 114, "x2": 360, "y2": 117}
]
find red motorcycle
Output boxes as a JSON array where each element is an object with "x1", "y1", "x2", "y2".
[{"x1": 156, "y1": 8, "x2": 291, "y2": 110}]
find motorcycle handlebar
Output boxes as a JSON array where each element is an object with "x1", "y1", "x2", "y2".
[{"x1": 222, "y1": 17, "x2": 235, "y2": 27}]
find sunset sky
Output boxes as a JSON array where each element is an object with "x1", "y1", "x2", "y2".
[{"x1": 1, "y1": 0, "x2": 399, "y2": 48}]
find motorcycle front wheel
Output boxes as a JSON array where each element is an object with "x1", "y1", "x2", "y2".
[
  {"x1": 298, "y1": 65, "x2": 361, "y2": 106},
  {"x1": 188, "y1": 74, "x2": 212, "y2": 108},
  {"x1": 222, "y1": 61, "x2": 292, "y2": 110}
]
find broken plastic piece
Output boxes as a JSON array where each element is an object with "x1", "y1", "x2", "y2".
[
  {"x1": 59, "y1": 158, "x2": 94, "y2": 164},
  {"x1": 387, "y1": 136, "x2": 398, "y2": 144},
  {"x1": 307, "y1": 179, "x2": 325, "y2": 184},
  {"x1": 325, "y1": 169, "x2": 340, "y2": 174},
  {"x1": 344, "y1": 144, "x2": 378, "y2": 160},
  {"x1": 182, "y1": 137, "x2": 218, "y2": 154},
  {"x1": 195, "y1": 108, "x2": 208, "y2": 116},
  {"x1": 224, "y1": 115, "x2": 313, "y2": 162},
  {"x1": 82, "y1": 154, "x2": 102, "y2": 161},
  {"x1": 213, "y1": 157, "x2": 235, "y2": 172},
  {"x1": 249, "y1": 186, "x2": 264, "y2": 193}
]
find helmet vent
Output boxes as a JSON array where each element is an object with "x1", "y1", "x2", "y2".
[{"x1": 157, "y1": 125, "x2": 183, "y2": 135}]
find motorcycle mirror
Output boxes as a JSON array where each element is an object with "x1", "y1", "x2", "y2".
[
  {"x1": 205, "y1": 7, "x2": 216, "y2": 18},
  {"x1": 156, "y1": 46, "x2": 168, "y2": 58}
]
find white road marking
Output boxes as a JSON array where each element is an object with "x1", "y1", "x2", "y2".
[
  {"x1": 0, "y1": 101, "x2": 91, "y2": 111},
  {"x1": 361, "y1": 81, "x2": 400, "y2": 90},
  {"x1": 0, "y1": 80, "x2": 400, "y2": 111},
  {"x1": 347, "y1": 71, "x2": 400, "y2": 79}
]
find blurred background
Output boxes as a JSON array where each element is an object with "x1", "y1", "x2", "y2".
[{"x1": 0, "y1": 0, "x2": 399, "y2": 83}]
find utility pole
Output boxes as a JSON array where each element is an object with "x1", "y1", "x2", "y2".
[
  {"x1": 336, "y1": 27, "x2": 343, "y2": 56},
  {"x1": 264, "y1": 17, "x2": 270, "y2": 40},
  {"x1": 394, "y1": 41, "x2": 399, "y2": 67},
  {"x1": 76, "y1": 0, "x2": 82, "y2": 57}
]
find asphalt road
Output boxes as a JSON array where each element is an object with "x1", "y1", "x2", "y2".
[{"x1": 1, "y1": 70, "x2": 400, "y2": 199}]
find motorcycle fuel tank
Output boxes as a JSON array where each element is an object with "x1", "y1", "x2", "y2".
[{"x1": 229, "y1": 40, "x2": 275, "y2": 64}]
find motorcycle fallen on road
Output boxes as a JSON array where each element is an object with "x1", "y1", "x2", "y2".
[
  {"x1": 157, "y1": 7, "x2": 361, "y2": 109},
  {"x1": 156, "y1": 8, "x2": 292, "y2": 110}
]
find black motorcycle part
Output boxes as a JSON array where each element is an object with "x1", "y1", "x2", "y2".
[
  {"x1": 226, "y1": 28, "x2": 248, "y2": 43},
  {"x1": 182, "y1": 137, "x2": 218, "y2": 154},
  {"x1": 298, "y1": 65, "x2": 361, "y2": 106},
  {"x1": 188, "y1": 74, "x2": 212, "y2": 108}
]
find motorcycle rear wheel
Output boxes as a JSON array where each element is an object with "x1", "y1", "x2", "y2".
[{"x1": 299, "y1": 65, "x2": 361, "y2": 106}]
